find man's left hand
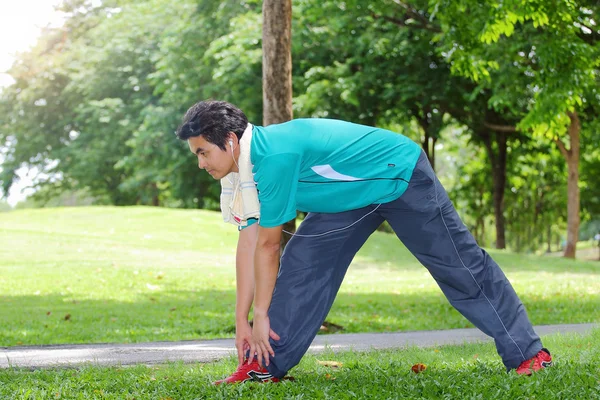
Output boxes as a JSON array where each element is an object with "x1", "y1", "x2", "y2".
[{"x1": 249, "y1": 313, "x2": 280, "y2": 367}]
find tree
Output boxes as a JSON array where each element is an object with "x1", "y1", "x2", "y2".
[
  {"x1": 140, "y1": 1, "x2": 263, "y2": 208},
  {"x1": 0, "y1": 0, "x2": 260, "y2": 209},
  {"x1": 262, "y1": 0, "x2": 294, "y2": 249},
  {"x1": 2, "y1": 0, "x2": 596, "y2": 259},
  {"x1": 0, "y1": 0, "x2": 181, "y2": 205},
  {"x1": 431, "y1": 0, "x2": 600, "y2": 257},
  {"x1": 292, "y1": 0, "x2": 522, "y2": 248}
]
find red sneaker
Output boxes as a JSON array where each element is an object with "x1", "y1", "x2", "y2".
[
  {"x1": 213, "y1": 358, "x2": 280, "y2": 385},
  {"x1": 516, "y1": 348, "x2": 552, "y2": 375}
]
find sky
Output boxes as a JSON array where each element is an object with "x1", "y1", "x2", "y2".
[{"x1": 0, "y1": 0, "x2": 65, "y2": 206}]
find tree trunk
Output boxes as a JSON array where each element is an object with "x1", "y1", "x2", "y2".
[
  {"x1": 527, "y1": 216, "x2": 532, "y2": 252},
  {"x1": 263, "y1": 0, "x2": 292, "y2": 125},
  {"x1": 555, "y1": 112, "x2": 581, "y2": 259},
  {"x1": 480, "y1": 213, "x2": 485, "y2": 247},
  {"x1": 418, "y1": 116, "x2": 437, "y2": 171},
  {"x1": 422, "y1": 135, "x2": 437, "y2": 171},
  {"x1": 430, "y1": 136, "x2": 436, "y2": 171},
  {"x1": 262, "y1": 0, "x2": 294, "y2": 252},
  {"x1": 422, "y1": 131, "x2": 430, "y2": 164},
  {"x1": 151, "y1": 183, "x2": 159, "y2": 207},
  {"x1": 474, "y1": 186, "x2": 485, "y2": 246},
  {"x1": 481, "y1": 131, "x2": 508, "y2": 249}
]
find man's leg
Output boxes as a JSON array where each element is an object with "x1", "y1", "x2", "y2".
[
  {"x1": 266, "y1": 208, "x2": 384, "y2": 378},
  {"x1": 378, "y1": 151, "x2": 542, "y2": 370}
]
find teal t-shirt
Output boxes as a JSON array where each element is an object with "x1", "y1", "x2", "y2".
[{"x1": 250, "y1": 118, "x2": 421, "y2": 228}]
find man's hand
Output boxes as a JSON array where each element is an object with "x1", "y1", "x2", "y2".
[
  {"x1": 235, "y1": 320, "x2": 253, "y2": 366},
  {"x1": 248, "y1": 312, "x2": 280, "y2": 367}
]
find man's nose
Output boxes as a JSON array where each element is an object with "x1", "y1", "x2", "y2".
[{"x1": 198, "y1": 157, "x2": 207, "y2": 170}]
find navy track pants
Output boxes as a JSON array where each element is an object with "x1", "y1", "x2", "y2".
[{"x1": 265, "y1": 151, "x2": 542, "y2": 378}]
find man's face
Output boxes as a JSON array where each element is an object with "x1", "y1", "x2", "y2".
[{"x1": 187, "y1": 135, "x2": 235, "y2": 180}]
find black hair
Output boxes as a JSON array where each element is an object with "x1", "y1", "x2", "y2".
[{"x1": 175, "y1": 100, "x2": 248, "y2": 150}]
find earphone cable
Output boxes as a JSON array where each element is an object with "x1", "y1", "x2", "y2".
[{"x1": 282, "y1": 203, "x2": 382, "y2": 238}]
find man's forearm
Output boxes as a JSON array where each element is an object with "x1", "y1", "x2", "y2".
[
  {"x1": 253, "y1": 241, "x2": 280, "y2": 316},
  {"x1": 236, "y1": 225, "x2": 257, "y2": 323},
  {"x1": 235, "y1": 257, "x2": 255, "y2": 324}
]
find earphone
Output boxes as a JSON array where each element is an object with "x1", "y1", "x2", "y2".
[{"x1": 229, "y1": 138, "x2": 239, "y2": 170}]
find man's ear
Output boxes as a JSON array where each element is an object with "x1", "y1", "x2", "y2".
[{"x1": 228, "y1": 133, "x2": 238, "y2": 149}]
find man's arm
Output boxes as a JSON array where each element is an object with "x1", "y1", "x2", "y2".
[
  {"x1": 253, "y1": 225, "x2": 283, "y2": 315},
  {"x1": 249, "y1": 224, "x2": 283, "y2": 367},
  {"x1": 236, "y1": 223, "x2": 258, "y2": 325},
  {"x1": 234, "y1": 223, "x2": 258, "y2": 365}
]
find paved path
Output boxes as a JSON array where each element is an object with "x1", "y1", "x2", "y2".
[{"x1": 1, "y1": 323, "x2": 596, "y2": 369}]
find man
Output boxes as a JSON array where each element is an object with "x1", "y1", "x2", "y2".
[{"x1": 175, "y1": 100, "x2": 551, "y2": 384}]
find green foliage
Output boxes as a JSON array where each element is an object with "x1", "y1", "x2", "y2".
[
  {"x1": 446, "y1": 131, "x2": 494, "y2": 246},
  {"x1": 1, "y1": 0, "x2": 178, "y2": 204},
  {"x1": 293, "y1": 0, "x2": 472, "y2": 136},
  {"x1": 430, "y1": 0, "x2": 600, "y2": 132},
  {"x1": 504, "y1": 139, "x2": 568, "y2": 252},
  {"x1": 580, "y1": 110, "x2": 600, "y2": 217},
  {"x1": 130, "y1": 0, "x2": 263, "y2": 208}
]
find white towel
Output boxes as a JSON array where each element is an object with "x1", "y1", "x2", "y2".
[{"x1": 220, "y1": 124, "x2": 260, "y2": 227}]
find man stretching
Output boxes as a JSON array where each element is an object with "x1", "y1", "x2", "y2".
[{"x1": 175, "y1": 100, "x2": 551, "y2": 383}]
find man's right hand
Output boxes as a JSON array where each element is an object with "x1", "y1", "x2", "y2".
[{"x1": 235, "y1": 320, "x2": 253, "y2": 366}]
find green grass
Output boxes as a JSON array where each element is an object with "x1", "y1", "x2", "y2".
[
  {"x1": 578, "y1": 240, "x2": 599, "y2": 250},
  {"x1": 1, "y1": 206, "x2": 599, "y2": 347},
  {"x1": 2, "y1": 329, "x2": 599, "y2": 399}
]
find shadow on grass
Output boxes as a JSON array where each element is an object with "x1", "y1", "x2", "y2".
[
  {"x1": 0, "y1": 289, "x2": 237, "y2": 347},
  {"x1": 1, "y1": 288, "x2": 599, "y2": 348}
]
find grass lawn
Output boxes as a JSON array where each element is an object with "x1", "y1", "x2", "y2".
[
  {"x1": 2, "y1": 329, "x2": 599, "y2": 399},
  {"x1": 1, "y1": 206, "x2": 599, "y2": 346}
]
